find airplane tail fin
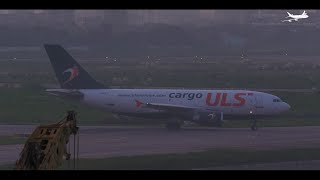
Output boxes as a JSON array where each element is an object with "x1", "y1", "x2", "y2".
[
  {"x1": 286, "y1": 12, "x2": 292, "y2": 17},
  {"x1": 44, "y1": 44, "x2": 105, "y2": 89}
]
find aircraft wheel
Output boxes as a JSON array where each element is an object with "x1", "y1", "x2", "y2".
[
  {"x1": 250, "y1": 118, "x2": 258, "y2": 131},
  {"x1": 214, "y1": 118, "x2": 223, "y2": 127},
  {"x1": 251, "y1": 125, "x2": 258, "y2": 131},
  {"x1": 165, "y1": 121, "x2": 181, "y2": 131}
]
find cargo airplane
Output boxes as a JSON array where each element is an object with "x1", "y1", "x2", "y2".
[{"x1": 44, "y1": 44, "x2": 291, "y2": 131}]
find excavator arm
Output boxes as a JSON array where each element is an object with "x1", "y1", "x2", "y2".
[{"x1": 15, "y1": 110, "x2": 79, "y2": 170}]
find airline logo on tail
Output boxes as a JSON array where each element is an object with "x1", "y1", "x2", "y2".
[{"x1": 62, "y1": 65, "x2": 79, "y2": 84}]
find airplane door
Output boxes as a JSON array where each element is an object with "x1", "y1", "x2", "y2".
[
  {"x1": 247, "y1": 94, "x2": 264, "y2": 114},
  {"x1": 255, "y1": 95, "x2": 264, "y2": 114},
  {"x1": 103, "y1": 92, "x2": 117, "y2": 112},
  {"x1": 247, "y1": 95, "x2": 256, "y2": 114}
]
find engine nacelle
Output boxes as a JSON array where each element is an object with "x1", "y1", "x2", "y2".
[{"x1": 191, "y1": 111, "x2": 223, "y2": 127}]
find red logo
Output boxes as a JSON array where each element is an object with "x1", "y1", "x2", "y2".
[
  {"x1": 135, "y1": 100, "x2": 144, "y2": 108},
  {"x1": 63, "y1": 65, "x2": 79, "y2": 84},
  {"x1": 206, "y1": 92, "x2": 248, "y2": 107}
]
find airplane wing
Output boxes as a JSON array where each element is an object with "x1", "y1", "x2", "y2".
[
  {"x1": 142, "y1": 102, "x2": 220, "y2": 120},
  {"x1": 143, "y1": 102, "x2": 199, "y2": 113},
  {"x1": 282, "y1": 19, "x2": 294, "y2": 22}
]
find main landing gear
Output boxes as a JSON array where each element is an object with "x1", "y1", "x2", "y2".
[
  {"x1": 165, "y1": 118, "x2": 181, "y2": 131},
  {"x1": 250, "y1": 118, "x2": 258, "y2": 131},
  {"x1": 216, "y1": 112, "x2": 223, "y2": 127},
  {"x1": 208, "y1": 112, "x2": 224, "y2": 127}
]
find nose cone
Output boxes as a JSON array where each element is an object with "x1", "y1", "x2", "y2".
[{"x1": 283, "y1": 102, "x2": 291, "y2": 111}]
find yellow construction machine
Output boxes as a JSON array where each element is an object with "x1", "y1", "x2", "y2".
[{"x1": 15, "y1": 110, "x2": 79, "y2": 170}]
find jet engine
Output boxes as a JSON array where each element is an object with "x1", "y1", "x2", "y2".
[{"x1": 190, "y1": 111, "x2": 223, "y2": 127}]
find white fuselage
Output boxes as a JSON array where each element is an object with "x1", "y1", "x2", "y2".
[
  {"x1": 73, "y1": 89, "x2": 290, "y2": 117},
  {"x1": 289, "y1": 14, "x2": 308, "y2": 20}
]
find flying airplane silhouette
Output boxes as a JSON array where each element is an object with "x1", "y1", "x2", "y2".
[{"x1": 282, "y1": 11, "x2": 309, "y2": 22}]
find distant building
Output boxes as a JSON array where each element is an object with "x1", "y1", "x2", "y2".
[
  {"x1": 43, "y1": 10, "x2": 75, "y2": 29},
  {"x1": 74, "y1": 10, "x2": 104, "y2": 29},
  {"x1": 127, "y1": 10, "x2": 150, "y2": 25},
  {"x1": 127, "y1": 10, "x2": 202, "y2": 26},
  {"x1": 103, "y1": 10, "x2": 128, "y2": 32},
  {"x1": 212, "y1": 10, "x2": 251, "y2": 24},
  {"x1": 0, "y1": 10, "x2": 30, "y2": 27},
  {"x1": 103, "y1": 10, "x2": 128, "y2": 25},
  {"x1": 0, "y1": 10, "x2": 76, "y2": 29},
  {"x1": 0, "y1": 82, "x2": 22, "y2": 88},
  {"x1": 198, "y1": 10, "x2": 216, "y2": 26},
  {"x1": 0, "y1": 10, "x2": 11, "y2": 14}
]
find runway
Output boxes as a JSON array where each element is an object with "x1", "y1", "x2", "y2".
[
  {"x1": 1, "y1": 125, "x2": 320, "y2": 166},
  {"x1": 197, "y1": 160, "x2": 320, "y2": 170}
]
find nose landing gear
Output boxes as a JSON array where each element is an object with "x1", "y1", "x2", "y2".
[
  {"x1": 165, "y1": 118, "x2": 182, "y2": 131},
  {"x1": 250, "y1": 118, "x2": 258, "y2": 131}
]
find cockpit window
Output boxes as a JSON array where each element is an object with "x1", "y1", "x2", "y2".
[{"x1": 273, "y1": 99, "x2": 282, "y2": 102}]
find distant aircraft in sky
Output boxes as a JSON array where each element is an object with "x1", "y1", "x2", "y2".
[{"x1": 282, "y1": 11, "x2": 309, "y2": 22}]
